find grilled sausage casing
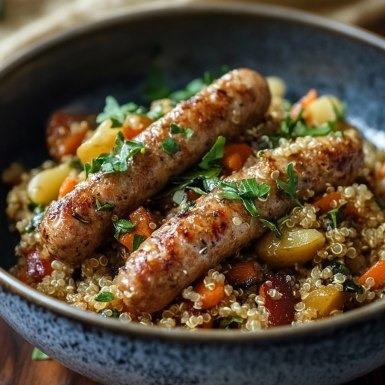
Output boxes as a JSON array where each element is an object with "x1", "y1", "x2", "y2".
[
  {"x1": 40, "y1": 69, "x2": 271, "y2": 263},
  {"x1": 117, "y1": 132, "x2": 363, "y2": 314}
]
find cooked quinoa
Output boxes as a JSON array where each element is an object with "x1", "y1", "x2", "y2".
[{"x1": 5, "y1": 72, "x2": 385, "y2": 330}]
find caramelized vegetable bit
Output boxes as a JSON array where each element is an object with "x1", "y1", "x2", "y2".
[
  {"x1": 122, "y1": 114, "x2": 153, "y2": 140},
  {"x1": 47, "y1": 111, "x2": 93, "y2": 160},
  {"x1": 118, "y1": 207, "x2": 156, "y2": 252},
  {"x1": 291, "y1": 89, "x2": 318, "y2": 119},
  {"x1": 256, "y1": 228, "x2": 325, "y2": 267},
  {"x1": 226, "y1": 261, "x2": 261, "y2": 287},
  {"x1": 303, "y1": 286, "x2": 344, "y2": 318},
  {"x1": 259, "y1": 274, "x2": 296, "y2": 326},
  {"x1": 222, "y1": 143, "x2": 253, "y2": 173},
  {"x1": 358, "y1": 260, "x2": 385, "y2": 289},
  {"x1": 26, "y1": 250, "x2": 52, "y2": 283},
  {"x1": 58, "y1": 176, "x2": 78, "y2": 198},
  {"x1": 313, "y1": 191, "x2": 342, "y2": 213},
  {"x1": 195, "y1": 281, "x2": 226, "y2": 310}
]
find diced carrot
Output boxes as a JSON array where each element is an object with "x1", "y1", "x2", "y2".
[
  {"x1": 119, "y1": 207, "x2": 156, "y2": 251},
  {"x1": 129, "y1": 206, "x2": 155, "y2": 238},
  {"x1": 195, "y1": 281, "x2": 226, "y2": 310},
  {"x1": 291, "y1": 89, "x2": 318, "y2": 119},
  {"x1": 313, "y1": 191, "x2": 342, "y2": 213},
  {"x1": 58, "y1": 176, "x2": 78, "y2": 198},
  {"x1": 226, "y1": 261, "x2": 261, "y2": 288},
  {"x1": 358, "y1": 260, "x2": 385, "y2": 289},
  {"x1": 122, "y1": 115, "x2": 153, "y2": 140},
  {"x1": 222, "y1": 143, "x2": 253, "y2": 173},
  {"x1": 259, "y1": 274, "x2": 296, "y2": 327},
  {"x1": 26, "y1": 250, "x2": 52, "y2": 283}
]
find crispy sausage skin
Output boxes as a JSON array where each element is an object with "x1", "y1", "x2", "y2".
[
  {"x1": 40, "y1": 69, "x2": 271, "y2": 263},
  {"x1": 117, "y1": 132, "x2": 363, "y2": 314}
]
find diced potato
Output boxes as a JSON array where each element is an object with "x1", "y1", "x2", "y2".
[
  {"x1": 303, "y1": 286, "x2": 344, "y2": 318},
  {"x1": 303, "y1": 95, "x2": 343, "y2": 126},
  {"x1": 256, "y1": 228, "x2": 326, "y2": 267},
  {"x1": 27, "y1": 163, "x2": 71, "y2": 205},
  {"x1": 77, "y1": 120, "x2": 122, "y2": 164},
  {"x1": 266, "y1": 76, "x2": 286, "y2": 98}
]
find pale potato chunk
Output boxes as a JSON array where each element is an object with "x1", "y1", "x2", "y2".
[
  {"x1": 256, "y1": 228, "x2": 326, "y2": 267},
  {"x1": 303, "y1": 286, "x2": 344, "y2": 318},
  {"x1": 266, "y1": 76, "x2": 286, "y2": 98},
  {"x1": 304, "y1": 95, "x2": 343, "y2": 126},
  {"x1": 27, "y1": 163, "x2": 71, "y2": 205}
]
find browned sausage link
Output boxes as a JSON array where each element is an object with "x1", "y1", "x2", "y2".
[
  {"x1": 40, "y1": 69, "x2": 271, "y2": 264},
  {"x1": 117, "y1": 132, "x2": 363, "y2": 314}
]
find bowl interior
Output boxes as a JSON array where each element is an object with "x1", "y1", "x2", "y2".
[{"x1": 1, "y1": 5, "x2": 385, "y2": 272}]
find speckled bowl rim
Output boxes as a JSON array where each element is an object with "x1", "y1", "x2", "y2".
[{"x1": 1, "y1": 0, "x2": 385, "y2": 343}]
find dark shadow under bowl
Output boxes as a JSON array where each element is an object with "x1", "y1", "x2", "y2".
[{"x1": 1, "y1": 2, "x2": 385, "y2": 385}]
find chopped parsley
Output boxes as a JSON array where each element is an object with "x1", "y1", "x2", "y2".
[
  {"x1": 95, "y1": 199, "x2": 115, "y2": 212},
  {"x1": 219, "y1": 179, "x2": 270, "y2": 217},
  {"x1": 31, "y1": 347, "x2": 50, "y2": 361},
  {"x1": 133, "y1": 234, "x2": 146, "y2": 251},
  {"x1": 276, "y1": 163, "x2": 302, "y2": 206},
  {"x1": 113, "y1": 218, "x2": 136, "y2": 239},
  {"x1": 328, "y1": 207, "x2": 339, "y2": 229},
  {"x1": 219, "y1": 316, "x2": 243, "y2": 329},
  {"x1": 344, "y1": 279, "x2": 364, "y2": 294},
  {"x1": 84, "y1": 132, "x2": 145, "y2": 177},
  {"x1": 162, "y1": 137, "x2": 180, "y2": 155},
  {"x1": 97, "y1": 96, "x2": 147, "y2": 128},
  {"x1": 170, "y1": 123, "x2": 194, "y2": 139},
  {"x1": 24, "y1": 204, "x2": 45, "y2": 233},
  {"x1": 199, "y1": 136, "x2": 226, "y2": 170},
  {"x1": 95, "y1": 291, "x2": 114, "y2": 302},
  {"x1": 259, "y1": 218, "x2": 282, "y2": 238}
]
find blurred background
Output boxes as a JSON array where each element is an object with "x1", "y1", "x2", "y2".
[{"x1": 0, "y1": 0, "x2": 385, "y2": 63}]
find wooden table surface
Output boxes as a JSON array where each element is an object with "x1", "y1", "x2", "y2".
[{"x1": 1, "y1": 11, "x2": 385, "y2": 385}]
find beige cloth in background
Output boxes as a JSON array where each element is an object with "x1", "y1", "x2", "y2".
[{"x1": 0, "y1": 0, "x2": 385, "y2": 64}]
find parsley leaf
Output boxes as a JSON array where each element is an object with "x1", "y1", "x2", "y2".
[
  {"x1": 24, "y1": 205, "x2": 45, "y2": 233},
  {"x1": 199, "y1": 136, "x2": 226, "y2": 170},
  {"x1": 31, "y1": 347, "x2": 50, "y2": 361},
  {"x1": 97, "y1": 96, "x2": 146, "y2": 127},
  {"x1": 259, "y1": 218, "x2": 282, "y2": 238},
  {"x1": 95, "y1": 199, "x2": 115, "y2": 212},
  {"x1": 170, "y1": 123, "x2": 194, "y2": 139},
  {"x1": 113, "y1": 218, "x2": 136, "y2": 239},
  {"x1": 162, "y1": 137, "x2": 180, "y2": 155},
  {"x1": 133, "y1": 234, "x2": 146, "y2": 251},
  {"x1": 276, "y1": 163, "x2": 302, "y2": 206},
  {"x1": 95, "y1": 291, "x2": 114, "y2": 302},
  {"x1": 85, "y1": 132, "x2": 145, "y2": 176},
  {"x1": 219, "y1": 316, "x2": 243, "y2": 329},
  {"x1": 344, "y1": 279, "x2": 364, "y2": 294},
  {"x1": 219, "y1": 179, "x2": 270, "y2": 217},
  {"x1": 328, "y1": 208, "x2": 339, "y2": 229}
]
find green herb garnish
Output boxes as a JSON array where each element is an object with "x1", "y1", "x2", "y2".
[
  {"x1": 85, "y1": 132, "x2": 145, "y2": 176},
  {"x1": 162, "y1": 137, "x2": 180, "y2": 155},
  {"x1": 133, "y1": 234, "x2": 146, "y2": 251},
  {"x1": 113, "y1": 218, "x2": 136, "y2": 239},
  {"x1": 219, "y1": 316, "x2": 243, "y2": 329},
  {"x1": 97, "y1": 96, "x2": 146, "y2": 127},
  {"x1": 25, "y1": 205, "x2": 45, "y2": 233},
  {"x1": 328, "y1": 207, "x2": 339, "y2": 229},
  {"x1": 219, "y1": 179, "x2": 270, "y2": 217},
  {"x1": 170, "y1": 123, "x2": 194, "y2": 139},
  {"x1": 31, "y1": 347, "x2": 50, "y2": 361},
  {"x1": 329, "y1": 261, "x2": 350, "y2": 276},
  {"x1": 259, "y1": 218, "x2": 282, "y2": 238},
  {"x1": 199, "y1": 136, "x2": 226, "y2": 170},
  {"x1": 95, "y1": 199, "x2": 115, "y2": 212},
  {"x1": 95, "y1": 291, "x2": 114, "y2": 302},
  {"x1": 144, "y1": 66, "x2": 171, "y2": 102},
  {"x1": 276, "y1": 163, "x2": 302, "y2": 206},
  {"x1": 344, "y1": 279, "x2": 364, "y2": 294}
]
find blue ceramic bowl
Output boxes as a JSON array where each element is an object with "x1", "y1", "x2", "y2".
[{"x1": 1, "y1": 2, "x2": 385, "y2": 384}]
